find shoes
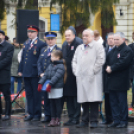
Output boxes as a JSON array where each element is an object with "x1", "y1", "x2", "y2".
[
  {"x1": 2, "y1": 115, "x2": 10, "y2": 121},
  {"x1": 116, "y1": 123, "x2": 127, "y2": 128},
  {"x1": 107, "y1": 122, "x2": 120, "y2": 128},
  {"x1": 31, "y1": 117, "x2": 40, "y2": 121},
  {"x1": 101, "y1": 121, "x2": 113, "y2": 125},
  {"x1": 64, "y1": 120, "x2": 79, "y2": 126},
  {"x1": 41, "y1": 116, "x2": 51, "y2": 123},
  {"x1": 55, "y1": 118, "x2": 61, "y2": 126},
  {"x1": 48, "y1": 118, "x2": 56, "y2": 127},
  {"x1": 76, "y1": 122, "x2": 89, "y2": 128},
  {"x1": 90, "y1": 122, "x2": 98, "y2": 128},
  {"x1": 24, "y1": 116, "x2": 33, "y2": 121}
]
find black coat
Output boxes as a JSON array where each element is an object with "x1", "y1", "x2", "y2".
[
  {"x1": 62, "y1": 38, "x2": 81, "y2": 96},
  {"x1": 38, "y1": 60, "x2": 65, "y2": 88},
  {"x1": 0, "y1": 41, "x2": 14, "y2": 84},
  {"x1": 105, "y1": 42, "x2": 133, "y2": 91},
  {"x1": 128, "y1": 43, "x2": 134, "y2": 79},
  {"x1": 103, "y1": 45, "x2": 110, "y2": 93}
]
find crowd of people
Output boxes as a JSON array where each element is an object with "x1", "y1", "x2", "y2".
[{"x1": 0, "y1": 25, "x2": 134, "y2": 129}]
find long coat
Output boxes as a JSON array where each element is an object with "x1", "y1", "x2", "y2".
[
  {"x1": 0, "y1": 41, "x2": 14, "y2": 84},
  {"x1": 62, "y1": 38, "x2": 81, "y2": 96},
  {"x1": 72, "y1": 40, "x2": 105, "y2": 103},
  {"x1": 106, "y1": 42, "x2": 133, "y2": 91},
  {"x1": 103, "y1": 45, "x2": 110, "y2": 93},
  {"x1": 11, "y1": 46, "x2": 21, "y2": 77}
]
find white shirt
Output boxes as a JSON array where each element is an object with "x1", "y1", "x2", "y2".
[
  {"x1": 31, "y1": 37, "x2": 38, "y2": 44},
  {"x1": 49, "y1": 44, "x2": 56, "y2": 51}
]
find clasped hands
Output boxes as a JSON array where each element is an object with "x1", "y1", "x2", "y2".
[{"x1": 106, "y1": 66, "x2": 112, "y2": 73}]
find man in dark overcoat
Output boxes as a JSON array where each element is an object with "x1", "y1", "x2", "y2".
[
  {"x1": 0, "y1": 30, "x2": 14, "y2": 121},
  {"x1": 62, "y1": 28, "x2": 82, "y2": 126},
  {"x1": 103, "y1": 32, "x2": 115, "y2": 125},
  {"x1": 18, "y1": 25, "x2": 46, "y2": 121},
  {"x1": 106, "y1": 32, "x2": 133, "y2": 128}
]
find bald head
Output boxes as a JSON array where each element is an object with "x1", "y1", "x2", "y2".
[{"x1": 82, "y1": 29, "x2": 94, "y2": 44}]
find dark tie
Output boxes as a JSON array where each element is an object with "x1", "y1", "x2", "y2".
[{"x1": 84, "y1": 44, "x2": 88, "y2": 48}]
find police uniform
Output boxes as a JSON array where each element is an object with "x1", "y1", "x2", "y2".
[
  {"x1": 18, "y1": 25, "x2": 46, "y2": 121},
  {"x1": 37, "y1": 32, "x2": 61, "y2": 122}
]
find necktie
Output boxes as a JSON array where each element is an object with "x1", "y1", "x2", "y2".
[
  {"x1": 108, "y1": 48, "x2": 112, "y2": 52},
  {"x1": 84, "y1": 44, "x2": 88, "y2": 49}
]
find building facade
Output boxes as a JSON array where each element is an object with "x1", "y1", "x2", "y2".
[{"x1": 0, "y1": 0, "x2": 134, "y2": 46}]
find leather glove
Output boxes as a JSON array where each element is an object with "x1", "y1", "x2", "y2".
[
  {"x1": 46, "y1": 84, "x2": 51, "y2": 92},
  {"x1": 38, "y1": 84, "x2": 42, "y2": 92}
]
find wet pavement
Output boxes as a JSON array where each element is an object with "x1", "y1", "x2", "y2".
[{"x1": 0, "y1": 115, "x2": 134, "y2": 134}]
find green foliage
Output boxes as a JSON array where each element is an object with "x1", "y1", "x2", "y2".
[
  {"x1": 50, "y1": 0, "x2": 119, "y2": 33},
  {"x1": 0, "y1": 0, "x2": 5, "y2": 21}
]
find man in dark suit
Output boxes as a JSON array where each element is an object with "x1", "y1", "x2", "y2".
[
  {"x1": 18, "y1": 25, "x2": 46, "y2": 121},
  {"x1": 62, "y1": 28, "x2": 81, "y2": 126},
  {"x1": 103, "y1": 32, "x2": 114, "y2": 124},
  {"x1": 37, "y1": 32, "x2": 61, "y2": 123},
  {"x1": 106, "y1": 32, "x2": 133, "y2": 128},
  {"x1": 0, "y1": 30, "x2": 14, "y2": 121}
]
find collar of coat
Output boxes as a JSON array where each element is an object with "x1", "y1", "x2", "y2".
[
  {"x1": 116, "y1": 42, "x2": 126, "y2": 51},
  {"x1": 81, "y1": 40, "x2": 94, "y2": 50}
]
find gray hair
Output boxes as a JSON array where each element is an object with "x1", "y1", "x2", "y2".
[
  {"x1": 82, "y1": 29, "x2": 94, "y2": 36},
  {"x1": 107, "y1": 32, "x2": 114, "y2": 38},
  {"x1": 114, "y1": 32, "x2": 126, "y2": 39}
]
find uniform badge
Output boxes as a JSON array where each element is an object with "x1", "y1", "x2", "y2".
[
  {"x1": 47, "y1": 52, "x2": 51, "y2": 57},
  {"x1": 34, "y1": 40, "x2": 37, "y2": 44},
  {"x1": 71, "y1": 46, "x2": 74, "y2": 50},
  {"x1": 49, "y1": 32, "x2": 51, "y2": 35},
  {"x1": 117, "y1": 53, "x2": 120, "y2": 58},
  {"x1": 33, "y1": 46, "x2": 37, "y2": 55}
]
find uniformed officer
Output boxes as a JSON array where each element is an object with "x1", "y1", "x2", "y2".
[
  {"x1": 18, "y1": 25, "x2": 46, "y2": 121},
  {"x1": 37, "y1": 32, "x2": 61, "y2": 122}
]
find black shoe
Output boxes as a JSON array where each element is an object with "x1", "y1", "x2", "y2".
[
  {"x1": 31, "y1": 118, "x2": 40, "y2": 121},
  {"x1": 101, "y1": 121, "x2": 113, "y2": 125},
  {"x1": 90, "y1": 122, "x2": 98, "y2": 128},
  {"x1": 24, "y1": 116, "x2": 33, "y2": 121},
  {"x1": 116, "y1": 123, "x2": 127, "y2": 128},
  {"x1": 64, "y1": 120, "x2": 72, "y2": 126},
  {"x1": 76, "y1": 122, "x2": 89, "y2": 128},
  {"x1": 107, "y1": 122, "x2": 119, "y2": 128},
  {"x1": 41, "y1": 117, "x2": 51, "y2": 123},
  {"x1": 64, "y1": 120, "x2": 79, "y2": 126},
  {"x1": 2, "y1": 115, "x2": 10, "y2": 121}
]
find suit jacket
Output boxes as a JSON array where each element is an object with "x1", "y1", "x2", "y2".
[
  {"x1": 62, "y1": 38, "x2": 81, "y2": 96},
  {"x1": 103, "y1": 45, "x2": 114, "y2": 93},
  {"x1": 0, "y1": 41, "x2": 14, "y2": 84},
  {"x1": 18, "y1": 38, "x2": 46, "y2": 77},
  {"x1": 105, "y1": 42, "x2": 133, "y2": 91}
]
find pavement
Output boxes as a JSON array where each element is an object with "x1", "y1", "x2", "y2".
[{"x1": 0, "y1": 115, "x2": 134, "y2": 134}]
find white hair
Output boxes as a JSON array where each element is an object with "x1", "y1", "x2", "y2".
[
  {"x1": 114, "y1": 32, "x2": 126, "y2": 39},
  {"x1": 82, "y1": 29, "x2": 94, "y2": 36}
]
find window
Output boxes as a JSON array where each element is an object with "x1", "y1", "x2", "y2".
[{"x1": 39, "y1": 20, "x2": 45, "y2": 40}]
